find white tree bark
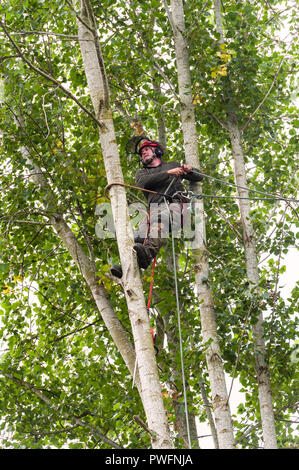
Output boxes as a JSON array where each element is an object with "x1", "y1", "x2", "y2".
[
  {"x1": 165, "y1": 0, "x2": 235, "y2": 449},
  {"x1": 213, "y1": 0, "x2": 277, "y2": 449},
  {"x1": 74, "y1": 0, "x2": 172, "y2": 448},
  {"x1": 199, "y1": 380, "x2": 219, "y2": 449},
  {"x1": 214, "y1": 0, "x2": 225, "y2": 44},
  {"x1": 226, "y1": 113, "x2": 278, "y2": 449}
]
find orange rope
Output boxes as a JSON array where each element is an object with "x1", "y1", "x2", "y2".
[{"x1": 104, "y1": 182, "x2": 158, "y2": 199}]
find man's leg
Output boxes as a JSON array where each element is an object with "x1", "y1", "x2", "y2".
[
  {"x1": 111, "y1": 203, "x2": 181, "y2": 277},
  {"x1": 110, "y1": 218, "x2": 149, "y2": 278},
  {"x1": 132, "y1": 203, "x2": 170, "y2": 269},
  {"x1": 133, "y1": 221, "x2": 165, "y2": 269}
]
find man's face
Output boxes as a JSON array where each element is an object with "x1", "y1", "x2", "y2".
[{"x1": 141, "y1": 146, "x2": 155, "y2": 163}]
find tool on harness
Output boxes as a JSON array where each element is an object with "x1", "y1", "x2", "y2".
[{"x1": 171, "y1": 190, "x2": 193, "y2": 203}]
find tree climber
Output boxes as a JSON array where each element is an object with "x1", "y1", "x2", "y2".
[{"x1": 110, "y1": 138, "x2": 203, "y2": 278}]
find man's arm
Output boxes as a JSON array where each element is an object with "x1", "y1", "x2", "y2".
[
  {"x1": 135, "y1": 170, "x2": 172, "y2": 190},
  {"x1": 135, "y1": 163, "x2": 203, "y2": 190}
]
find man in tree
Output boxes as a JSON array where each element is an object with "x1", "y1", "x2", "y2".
[{"x1": 110, "y1": 138, "x2": 203, "y2": 278}]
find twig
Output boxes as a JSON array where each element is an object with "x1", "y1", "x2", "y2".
[
  {"x1": 49, "y1": 318, "x2": 103, "y2": 344},
  {"x1": 0, "y1": 54, "x2": 19, "y2": 62},
  {"x1": 25, "y1": 424, "x2": 82, "y2": 438},
  {"x1": 5, "y1": 219, "x2": 51, "y2": 225},
  {"x1": 0, "y1": 30, "x2": 82, "y2": 40},
  {"x1": 212, "y1": 203, "x2": 243, "y2": 241},
  {"x1": 133, "y1": 415, "x2": 156, "y2": 438},
  {"x1": 242, "y1": 53, "x2": 288, "y2": 132},
  {"x1": 205, "y1": 111, "x2": 229, "y2": 131}
]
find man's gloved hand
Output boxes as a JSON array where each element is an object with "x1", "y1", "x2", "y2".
[
  {"x1": 180, "y1": 163, "x2": 193, "y2": 174},
  {"x1": 167, "y1": 163, "x2": 192, "y2": 178}
]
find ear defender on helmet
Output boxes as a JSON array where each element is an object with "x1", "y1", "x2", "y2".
[
  {"x1": 137, "y1": 140, "x2": 164, "y2": 158},
  {"x1": 154, "y1": 144, "x2": 164, "y2": 158}
]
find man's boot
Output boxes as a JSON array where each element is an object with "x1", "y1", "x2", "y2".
[
  {"x1": 133, "y1": 243, "x2": 152, "y2": 269},
  {"x1": 110, "y1": 265, "x2": 123, "y2": 278},
  {"x1": 110, "y1": 237, "x2": 163, "y2": 278},
  {"x1": 133, "y1": 236, "x2": 163, "y2": 269}
]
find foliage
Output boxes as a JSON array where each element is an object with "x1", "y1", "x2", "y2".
[{"x1": 0, "y1": 0, "x2": 298, "y2": 448}]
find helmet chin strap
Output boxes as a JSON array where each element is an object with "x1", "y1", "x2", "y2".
[
  {"x1": 141, "y1": 154, "x2": 156, "y2": 167},
  {"x1": 141, "y1": 149, "x2": 163, "y2": 167}
]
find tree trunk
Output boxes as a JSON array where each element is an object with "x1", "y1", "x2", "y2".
[
  {"x1": 226, "y1": 112, "x2": 278, "y2": 449},
  {"x1": 152, "y1": 272, "x2": 200, "y2": 448},
  {"x1": 213, "y1": 0, "x2": 277, "y2": 449},
  {"x1": 155, "y1": 253, "x2": 199, "y2": 448},
  {"x1": 199, "y1": 380, "x2": 219, "y2": 449},
  {"x1": 165, "y1": 0, "x2": 235, "y2": 449},
  {"x1": 74, "y1": 0, "x2": 172, "y2": 449}
]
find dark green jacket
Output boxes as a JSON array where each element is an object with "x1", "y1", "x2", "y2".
[{"x1": 135, "y1": 160, "x2": 203, "y2": 205}]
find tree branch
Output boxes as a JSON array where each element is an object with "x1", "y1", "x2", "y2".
[
  {"x1": 0, "y1": 29, "x2": 81, "y2": 40},
  {"x1": 1, "y1": 371, "x2": 123, "y2": 449},
  {"x1": 133, "y1": 415, "x2": 156, "y2": 438},
  {"x1": 0, "y1": 18, "x2": 104, "y2": 129},
  {"x1": 242, "y1": 54, "x2": 287, "y2": 133},
  {"x1": 205, "y1": 111, "x2": 229, "y2": 131}
]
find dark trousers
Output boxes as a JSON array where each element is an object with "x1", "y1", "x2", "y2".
[{"x1": 134, "y1": 201, "x2": 187, "y2": 259}]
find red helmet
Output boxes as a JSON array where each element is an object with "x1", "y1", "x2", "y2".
[{"x1": 137, "y1": 139, "x2": 164, "y2": 158}]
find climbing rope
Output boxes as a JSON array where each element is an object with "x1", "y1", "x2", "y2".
[
  {"x1": 104, "y1": 182, "x2": 173, "y2": 201},
  {"x1": 190, "y1": 168, "x2": 299, "y2": 203},
  {"x1": 104, "y1": 173, "x2": 299, "y2": 205}
]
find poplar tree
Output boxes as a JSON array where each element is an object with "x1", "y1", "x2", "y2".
[{"x1": 0, "y1": 0, "x2": 297, "y2": 449}]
